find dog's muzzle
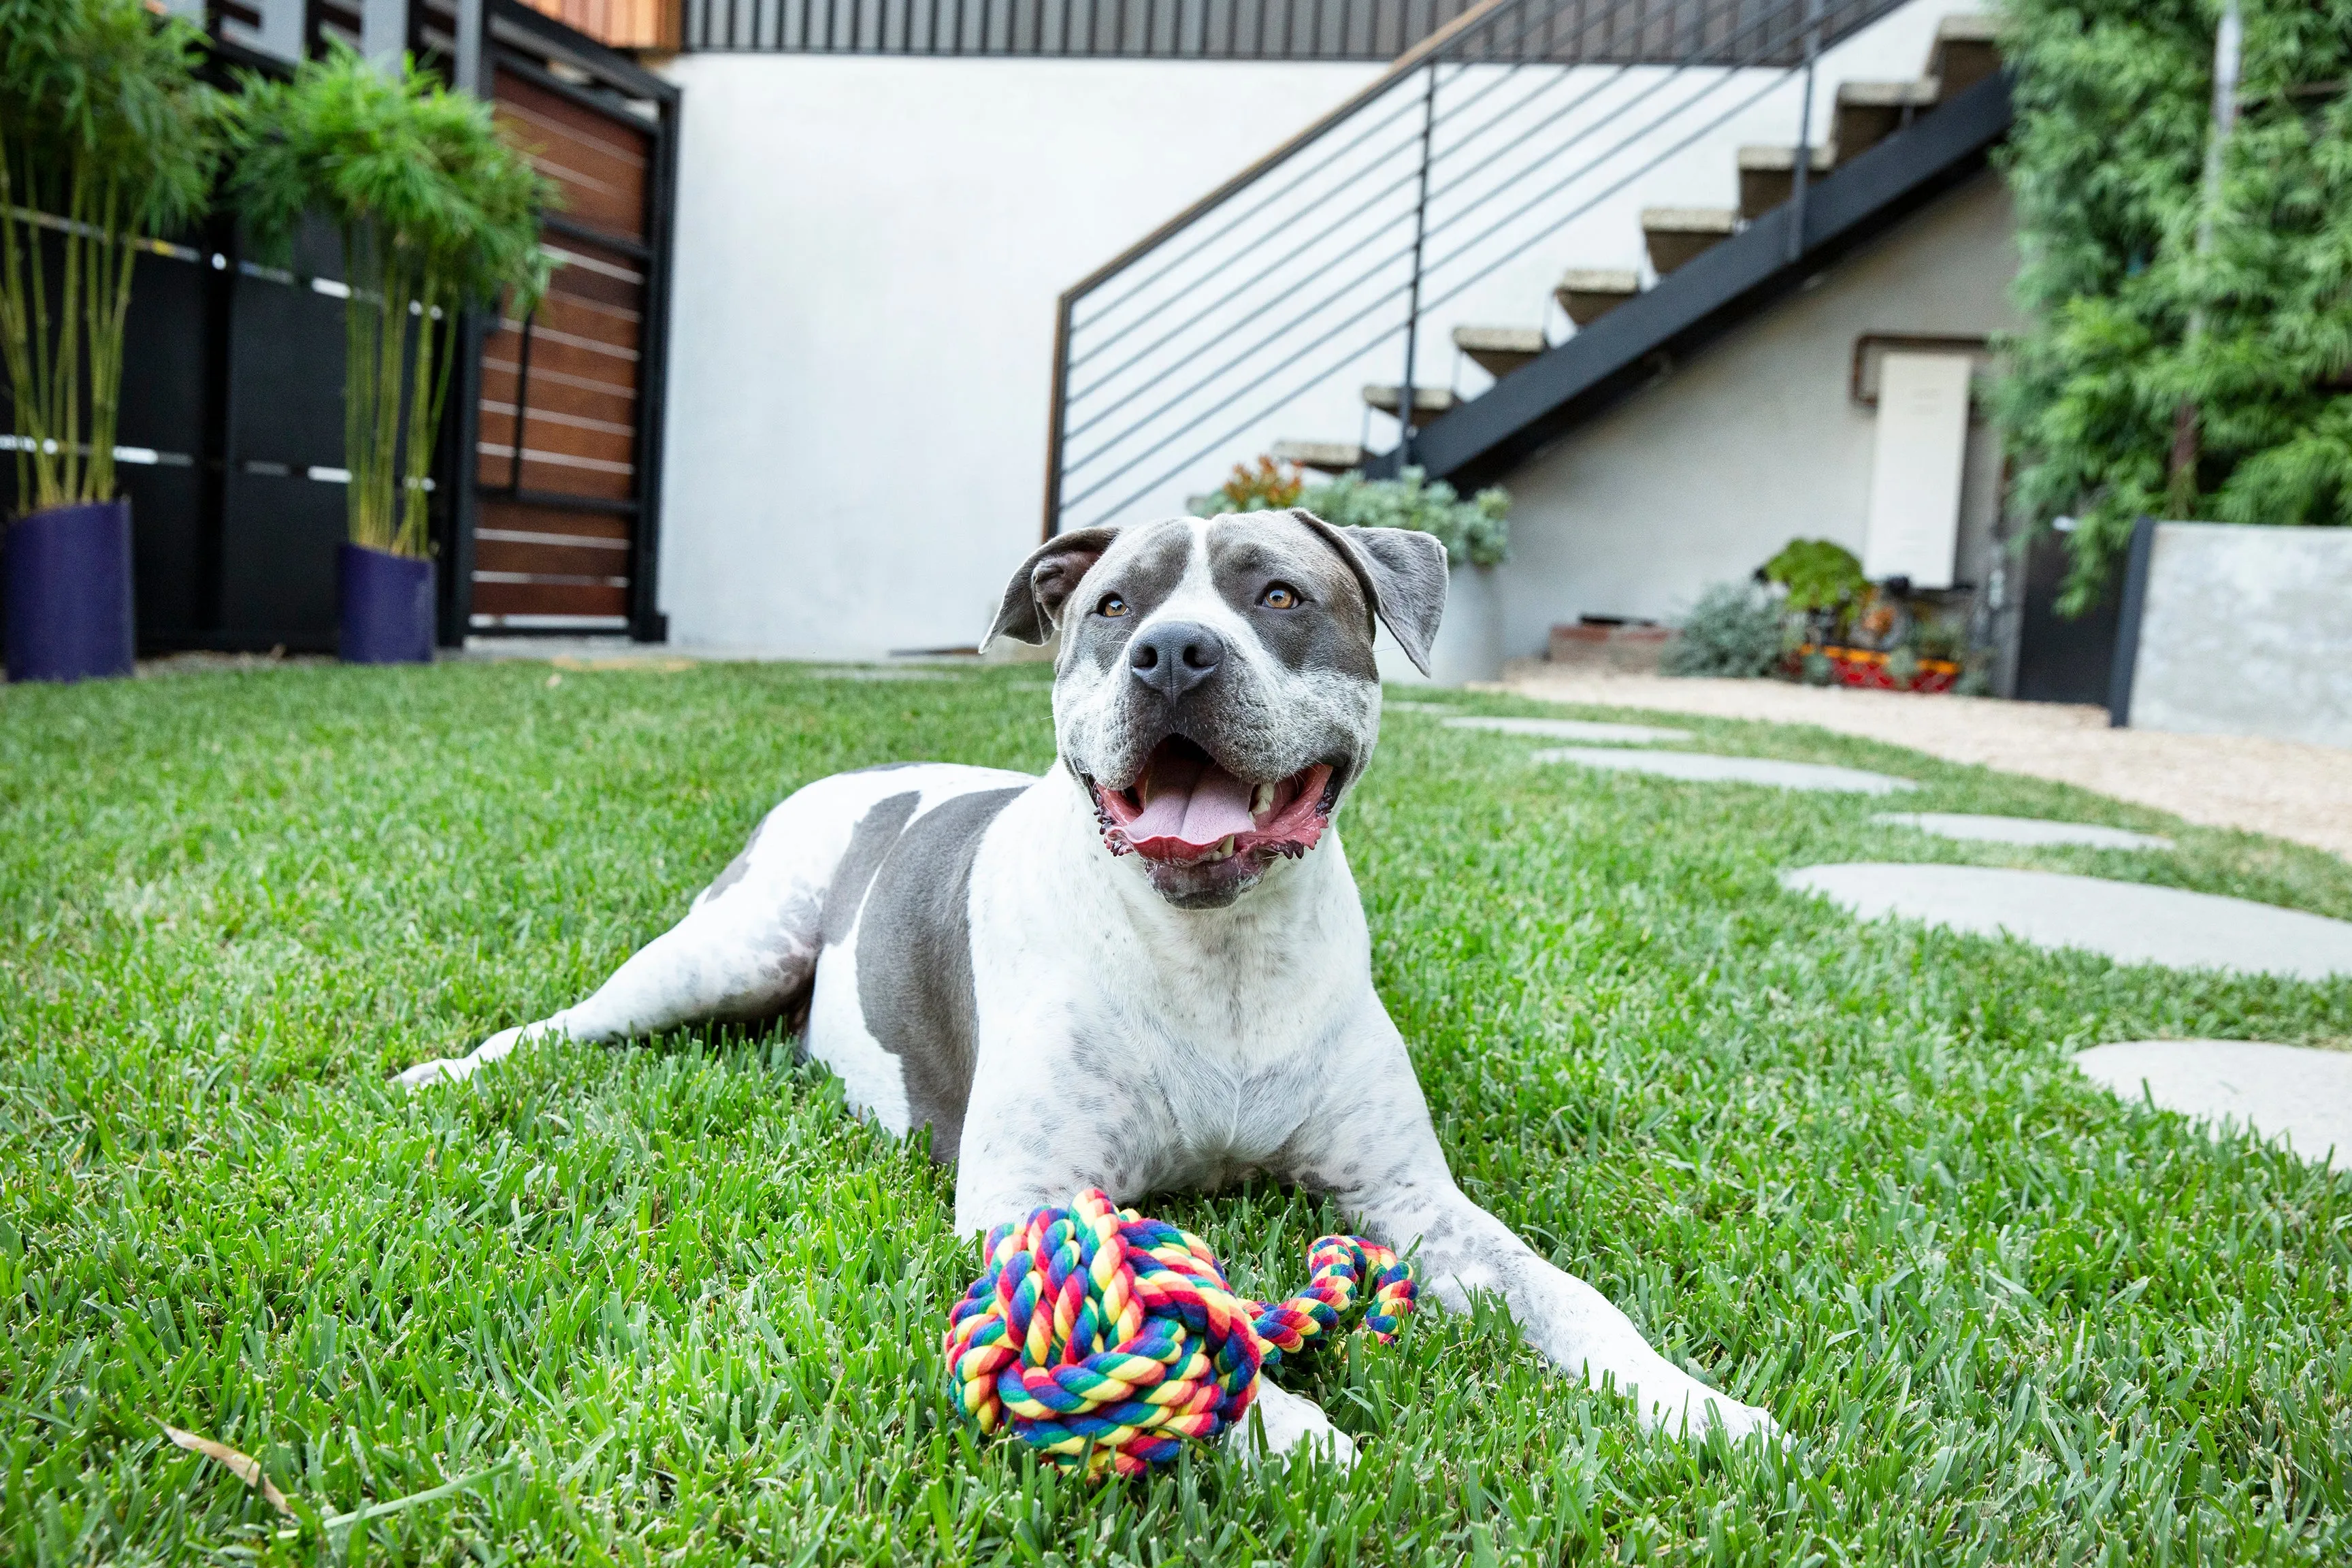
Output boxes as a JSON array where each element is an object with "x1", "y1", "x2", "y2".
[{"x1": 1085, "y1": 737, "x2": 1337, "y2": 867}]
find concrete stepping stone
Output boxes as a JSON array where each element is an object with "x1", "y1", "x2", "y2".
[
  {"x1": 1535, "y1": 748, "x2": 1918, "y2": 794},
  {"x1": 1446, "y1": 715, "x2": 1692, "y2": 745},
  {"x1": 2075, "y1": 1040, "x2": 2352, "y2": 1171},
  {"x1": 1874, "y1": 813, "x2": 2175, "y2": 851},
  {"x1": 1782, "y1": 863, "x2": 2352, "y2": 981}
]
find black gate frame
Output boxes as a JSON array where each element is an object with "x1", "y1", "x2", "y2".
[{"x1": 449, "y1": 1, "x2": 681, "y2": 644}]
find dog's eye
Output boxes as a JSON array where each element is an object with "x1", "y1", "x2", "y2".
[
  {"x1": 1260, "y1": 583, "x2": 1301, "y2": 610},
  {"x1": 1097, "y1": 594, "x2": 1130, "y2": 618}
]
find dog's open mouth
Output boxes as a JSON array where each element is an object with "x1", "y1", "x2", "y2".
[{"x1": 1089, "y1": 738, "x2": 1337, "y2": 865}]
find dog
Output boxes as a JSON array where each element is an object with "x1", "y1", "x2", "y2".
[{"x1": 397, "y1": 509, "x2": 1776, "y2": 1457}]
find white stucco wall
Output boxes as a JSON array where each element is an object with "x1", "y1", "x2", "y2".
[
  {"x1": 647, "y1": 1, "x2": 1964, "y2": 657},
  {"x1": 1493, "y1": 171, "x2": 2022, "y2": 655},
  {"x1": 650, "y1": 54, "x2": 1384, "y2": 658}
]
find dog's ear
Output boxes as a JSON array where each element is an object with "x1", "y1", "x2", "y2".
[
  {"x1": 982, "y1": 527, "x2": 1120, "y2": 649},
  {"x1": 1286, "y1": 509, "x2": 1448, "y2": 676}
]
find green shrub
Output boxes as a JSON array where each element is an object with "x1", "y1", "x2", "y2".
[
  {"x1": 229, "y1": 44, "x2": 548, "y2": 558},
  {"x1": 0, "y1": 0, "x2": 225, "y2": 513},
  {"x1": 1662, "y1": 581, "x2": 1785, "y2": 678},
  {"x1": 1196, "y1": 463, "x2": 1510, "y2": 567},
  {"x1": 1761, "y1": 538, "x2": 1867, "y2": 615},
  {"x1": 1995, "y1": 0, "x2": 2352, "y2": 610}
]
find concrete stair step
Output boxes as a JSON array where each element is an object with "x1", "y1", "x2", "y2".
[
  {"x1": 1833, "y1": 78, "x2": 1940, "y2": 166},
  {"x1": 1270, "y1": 439, "x2": 1366, "y2": 473},
  {"x1": 1928, "y1": 14, "x2": 2001, "y2": 101},
  {"x1": 1736, "y1": 144, "x2": 1835, "y2": 220},
  {"x1": 1641, "y1": 207, "x2": 1739, "y2": 275},
  {"x1": 1554, "y1": 267, "x2": 1640, "y2": 325},
  {"x1": 1451, "y1": 325, "x2": 1548, "y2": 378},
  {"x1": 1362, "y1": 383, "x2": 1458, "y2": 416}
]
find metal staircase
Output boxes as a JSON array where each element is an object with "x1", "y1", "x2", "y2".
[{"x1": 1040, "y1": 0, "x2": 2004, "y2": 534}]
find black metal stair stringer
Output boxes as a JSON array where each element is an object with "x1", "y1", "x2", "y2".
[{"x1": 1365, "y1": 69, "x2": 2014, "y2": 489}]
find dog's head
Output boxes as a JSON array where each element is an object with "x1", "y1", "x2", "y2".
[{"x1": 985, "y1": 510, "x2": 1446, "y2": 908}]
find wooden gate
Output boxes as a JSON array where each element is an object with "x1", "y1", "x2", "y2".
[{"x1": 451, "y1": 0, "x2": 679, "y2": 639}]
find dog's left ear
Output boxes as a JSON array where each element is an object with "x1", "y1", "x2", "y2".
[
  {"x1": 1287, "y1": 510, "x2": 1449, "y2": 676},
  {"x1": 982, "y1": 526, "x2": 1120, "y2": 649}
]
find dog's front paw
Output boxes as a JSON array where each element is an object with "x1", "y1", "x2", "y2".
[
  {"x1": 1231, "y1": 1381, "x2": 1357, "y2": 1469},
  {"x1": 1643, "y1": 1384, "x2": 1778, "y2": 1444},
  {"x1": 393, "y1": 1053, "x2": 480, "y2": 1088},
  {"x1": 1686, "y1": 1392, "x2": 1779, "y2": 1443},
  {"x1": 393, "y1": 1026, "x2": 531, "y2": 1090}
]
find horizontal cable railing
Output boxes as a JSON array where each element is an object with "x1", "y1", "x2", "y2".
[
  {"x1": 1043, "y1": 0, "x2": 1913, "y2": 535},
  {"x1": 683, "y1": 0, "x2": 1848, "y2": 60}
]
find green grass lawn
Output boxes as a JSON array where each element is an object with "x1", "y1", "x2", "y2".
[{"x1": 3, "y1": 661, "x2": 2349, "y2": 1565}]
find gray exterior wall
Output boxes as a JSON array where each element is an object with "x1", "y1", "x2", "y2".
[
  {"x1": 2127, "y1": 523, "x2": 2352, "y2": 749},
  {"x1": 1493, "y1": 170, "x2": 2022, "y2": 655}
]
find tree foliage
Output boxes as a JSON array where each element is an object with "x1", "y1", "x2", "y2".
[
  {"x1": 229, "y1": 44, "x2": 549, "y2": 557},
  {"x1": 1994, "y1": 0, "x2": 2352, "y2": 610},
  {"x1": 0, "y1": 0, "x2": 225, "y2": 514}
]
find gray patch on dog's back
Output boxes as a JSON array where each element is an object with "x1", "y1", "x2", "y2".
[
  {"x1": 855, "y1": 786, "x2": 1024, "y2": 1163},
  {"x1": 819, "y1": 791, "x2": 921, "y2": 945},
  {"x1": 847, "y1": 761, "x2": 928, "y2": 774},
  {"x1": 701, "y1": 816, "x2": 766, "y2": 903}
]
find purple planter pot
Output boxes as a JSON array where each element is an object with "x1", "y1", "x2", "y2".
[
  {"x1": 4, "y1": 498, "x2": 136, "y2": 684},
  {"x1": 338, "y1": 542, "x2": 435, "y2": 665}
]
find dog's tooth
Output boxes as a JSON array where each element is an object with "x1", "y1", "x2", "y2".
[{"x1": 1250, "y1": 783, "x2": 1274, "y2": 817}]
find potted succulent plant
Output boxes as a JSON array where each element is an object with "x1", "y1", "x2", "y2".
[
  {"x1": 1, "y1": 0, "x2": 222, "y2": 683},
  {"x1": 229, "y1": 44, "x2": 546, "y2": 664}
]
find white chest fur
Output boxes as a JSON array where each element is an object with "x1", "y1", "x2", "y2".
[{"x1": 964, "y1": 776, "x2": 1373, "y2": 1185}]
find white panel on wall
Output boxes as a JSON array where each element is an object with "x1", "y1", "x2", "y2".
[{"x1": 1861, "y1": 350, "x2": 1972, "y2": 587}]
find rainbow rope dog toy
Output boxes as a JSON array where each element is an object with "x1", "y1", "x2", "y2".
[{"x1": 942, "y1": 1188, "x2": 1416, "y2": 1477}]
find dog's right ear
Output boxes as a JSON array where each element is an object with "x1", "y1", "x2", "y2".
[{"x1": 982, "y1": 527, "x2": 1120, "y2": 649}]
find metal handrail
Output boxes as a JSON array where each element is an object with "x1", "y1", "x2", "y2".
[{"x1": 1042, "y1": 0, "x2": 1912, "y2": 536}]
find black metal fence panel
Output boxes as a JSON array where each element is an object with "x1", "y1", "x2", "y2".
[
  {"x1": 1, "y1": 0, "x2": 676, "y2": 654},
  {"x1": 684, "y1": 0, "x2": 1886, "y2": 63}
]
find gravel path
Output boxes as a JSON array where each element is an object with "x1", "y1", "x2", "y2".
[{"x1": 1489, "y1": 664, "x2": 2352, "y2": 860}]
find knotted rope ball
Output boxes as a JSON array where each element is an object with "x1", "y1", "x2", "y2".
[{"x1": 942, "y1": 1188, "x2": 1417, "y2": 1477}]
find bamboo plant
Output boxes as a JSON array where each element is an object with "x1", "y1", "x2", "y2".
[
  {"x1": 231, "y1": 45, "x2": 547, "y2": 559},
  {"x1": 0, "y1": 0, "x2": 223, "y2": 517}
]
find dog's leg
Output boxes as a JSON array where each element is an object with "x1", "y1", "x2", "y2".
[
  {"x1": 1354, "y1": 1173, "x2": 1776, "y2": 1441},
  {"x1": 1298, "y1": 1023, "x2": 1778, "y2": 1442},
  {"x1": 393, "y1": 895, "x2": 819, "y2": 1087},
  {"x1": 396, "y1": 800, "x2": 839, "y2": 1088}
]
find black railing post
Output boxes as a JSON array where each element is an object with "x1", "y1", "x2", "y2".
[
  {"x1": 1397, "y1": 56, "x2": 1439, "y2": 464},
  {"x1": 1041, "y1": 291, "x2": 1077, "y2": 538},
  {"x1": 1785, "y1": 0, "x2": 1822, "y2": 263}
]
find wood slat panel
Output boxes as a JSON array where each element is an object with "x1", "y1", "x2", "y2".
[
  {"x1": 475, "y1": 536, "x2": 632, "y2": 576},
  {"x1": 477, "y1": 500, "x2": 631, "y2": 541},
  {"x1": 496, "y1": 329, "x2": 638, "y2": 383},
  {"x1": 513, "y1": 0, "x2": 673, "y2": 56},
  {"x1": 495, "y1": 73, "x2": 648, "y2": 239},
  {"x1": 532, "y1": 293, "x2": 640, "y2": 355},
  {"x1": 544, "y1": 254, "x2": 642, "y2": 310},
  {"x1": 471, "y1": 578, "x2": 630, "y2": 616},
  {"x1": 483, "y1": 363, "x2": 635, "y2": 424},
  {"x1": 479, "y1": 408, "x2": 636, "y2": 467},
  {"x1": 506, "y1": 451, "x2": 634, "y2": 500}
]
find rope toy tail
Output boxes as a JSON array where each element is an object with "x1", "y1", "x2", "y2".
[{"x1": 941, "y1": 1188, "x2": 1416, "y2": 1477}]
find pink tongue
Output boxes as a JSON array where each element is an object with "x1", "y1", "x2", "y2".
[{"x1": 1128, "y1": 759, "x2": 1257, "y2": 848}]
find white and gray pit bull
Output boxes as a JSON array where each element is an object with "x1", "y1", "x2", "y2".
[{"x1": 398, "y1": 509, "x2": 1776, "y2": 1458}]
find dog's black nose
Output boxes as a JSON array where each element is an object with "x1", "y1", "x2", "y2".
[{"x1": 1128, "y1": 620, "x2": 1225, "y2": 700}]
